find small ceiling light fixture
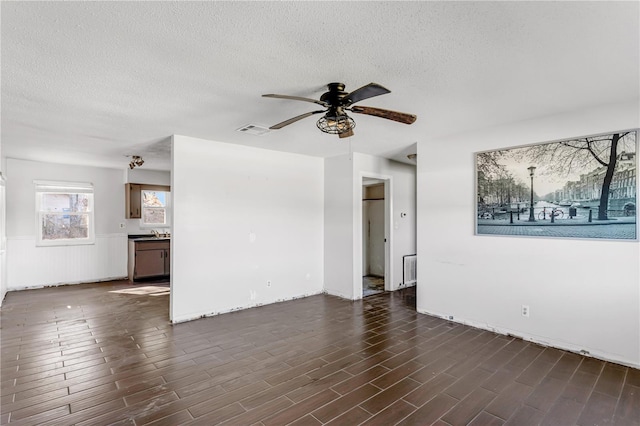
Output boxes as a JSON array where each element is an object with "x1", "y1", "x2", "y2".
[
  {"x1": 129, "y1": 155, "x2": 144, "y2": 169},
  {"x1": 407, "y1": 153, "x2": 417, "y2": 161}
]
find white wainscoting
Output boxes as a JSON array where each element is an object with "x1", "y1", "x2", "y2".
[{"x1": 7, "y1": 233, "x2": 128, "y2": 290}]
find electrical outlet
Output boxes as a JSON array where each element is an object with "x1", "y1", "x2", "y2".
[
  {"x1": 267, "y1": 280, "x2": 271, "y2": 287},
  {"x1": 119, "y1": 223, "x2": 126, "y2": 229},
  {"x1": 521, "y1": 305, "x2": 530, "y2": 317}
]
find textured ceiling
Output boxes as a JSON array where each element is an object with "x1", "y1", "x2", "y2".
[{"x1": 2, "y1": 1, "x2": 638, "y2": 171}]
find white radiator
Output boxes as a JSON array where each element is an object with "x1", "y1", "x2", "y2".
[{"x1": 403, "y1": 254, "x2": 417, "y2": 285}]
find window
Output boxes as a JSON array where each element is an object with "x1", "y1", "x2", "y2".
[
  {"x1": 35, "y1": 181, "x2": 94, "y2": 246},
  {"x1": 142, "y1": 190, "x2": 170, "y2": 227}
]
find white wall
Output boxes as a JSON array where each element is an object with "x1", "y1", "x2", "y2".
[
  {"x1": 324, "y1": 153, "x2": 417, "y2": 299},
  {"x1": 417, "y1": 100, "x2": 640, "y2": 367},
  {"x1": 171, "y1": 135, "x2": 324, "y2": 323},
  {"x1": 127, "y1": 168, "x2": 171, "y2": 186},
  {"x1": 0, "y1": 174, "x2": 6, "y2": 305},
  {"x1": 124, "y1": 168, "x2": 172, "y2": 234},
  {"x1": 1, "y1": 151, "x2": 7, "y2": 304},
  {"x1": 5, "y1": 159, "x2": 128, "y2": 290},
  {"x1": 324, "y1": 154, "x2": 355, "y2": 299}
]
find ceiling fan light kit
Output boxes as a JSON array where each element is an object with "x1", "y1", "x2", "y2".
[
  {"x1": 262, "y1": 82, "x2": 416, "y2": 138},
  {"x1": 316, "y1": 112, "x2": 355, "y2": 135}
]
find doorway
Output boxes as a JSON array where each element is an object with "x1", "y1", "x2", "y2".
[{"x1": 362, "y1": 179, "x2": 386, "y2": 297}]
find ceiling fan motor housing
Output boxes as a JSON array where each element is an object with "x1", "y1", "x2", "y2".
[{"x1": 320, "y1": 83, "x2": 348, "y2": 106}]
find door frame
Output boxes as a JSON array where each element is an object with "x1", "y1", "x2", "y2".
[{"x1": 355, "y1": 172, "x2": 393, "y2": 298}]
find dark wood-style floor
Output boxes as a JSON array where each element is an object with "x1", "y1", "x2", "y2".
[{"x1": 1, "y1": 281, "x2": 638, "y2": 426}]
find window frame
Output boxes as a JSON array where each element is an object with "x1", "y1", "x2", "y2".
[
  {"x1": 35, "y1": 180, "x2": 95, "y2": 247},
  {"x1": 140, "y1": 188, "x2": 171, "y2": 229}
]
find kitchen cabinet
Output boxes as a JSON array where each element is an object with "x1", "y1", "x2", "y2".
[
  {"x1": 128, "y1": 239, "x2": 170, "y2": 281},
  {"x1": 125, "y1": 183, "x2": 171, "y2": 219},
  {"x1": 125, "y1": 183, "x2": 142, "y2": 218}
]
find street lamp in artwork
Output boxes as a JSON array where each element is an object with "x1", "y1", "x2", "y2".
[{"x1": 528, "y1": 166, "x2": 537, "y2": 222}]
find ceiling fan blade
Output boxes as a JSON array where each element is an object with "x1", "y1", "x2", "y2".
[
  {"x1": 350, "y1": 105, "x2": 417, "y2": 125},
  {"x1": 344, "y1": 83, "x2": 391, "y2": 105},
  {"x1": 262, "y1": 94, "x2": 329, "y2": 107},
  {"x1": 269, "y1": 110, "x2": 325, "y2": 129}
]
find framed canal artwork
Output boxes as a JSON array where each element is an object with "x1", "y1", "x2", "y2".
[{"x1": 475, "y1": 130, "x2": 637, "y2": 240}]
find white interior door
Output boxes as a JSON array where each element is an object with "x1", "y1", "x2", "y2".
[{"x1": 366, "y1": 199, "x2": 385, "y2": 277}]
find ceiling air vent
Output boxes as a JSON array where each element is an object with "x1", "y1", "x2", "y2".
[{"x1": 236, "y1": 124, "x2": 270, "y2": 136}]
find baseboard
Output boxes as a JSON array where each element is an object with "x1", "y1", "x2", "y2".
[
  {"x1": 417, "y1": 308, "x2": 639, "y2": 370},
  {"x1": 7, "y1": 276, "x2": 128, "y2": 292},
  {"x1": 171, "y1": 290, "x2": 325, "y2": 324}
]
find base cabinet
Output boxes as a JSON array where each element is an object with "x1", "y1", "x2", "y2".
[{"x1": 128, "y1": 240, "x2": 170, "y2": 281}]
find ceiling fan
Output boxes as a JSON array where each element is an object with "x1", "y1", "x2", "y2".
[{"x1": 262, "y1": 82, "x2": 417, "y2": 138}]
